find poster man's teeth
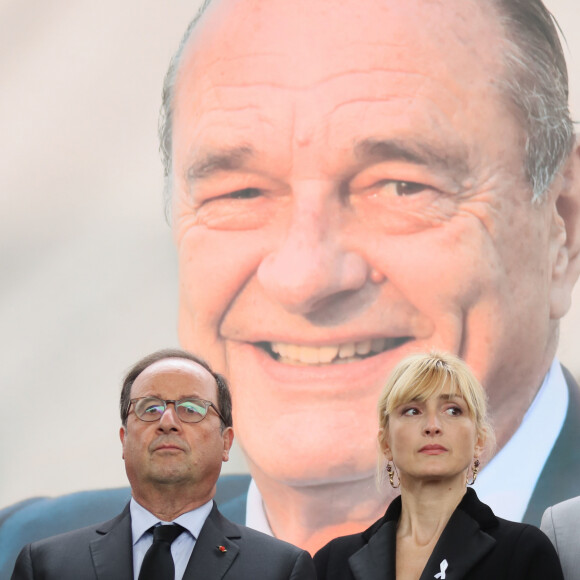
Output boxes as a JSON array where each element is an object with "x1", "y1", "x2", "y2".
[{"x1": 270, "y1": 338, "x2": 390, "y2": 364}]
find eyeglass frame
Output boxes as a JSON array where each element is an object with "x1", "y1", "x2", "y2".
[{"x1": 129, "y1": 396, "x2": 227, "y2": 425}]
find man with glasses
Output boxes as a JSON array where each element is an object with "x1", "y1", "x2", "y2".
[{"x1": 11, "y1": 349, "x2": 315, "y2": 580}]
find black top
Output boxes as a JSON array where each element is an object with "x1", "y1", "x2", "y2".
[{"x1": 314, "y1": 488, "x2": 563, "y2": 580}]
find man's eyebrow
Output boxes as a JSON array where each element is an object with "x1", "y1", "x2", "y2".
[
  {"x1": 187, "y1": 145, "x2": 255, "y2": 181},
  {"x1": 354, "y1": 138, "x2": 470, "y2": 178},
  {"x1": 178, "y1": 395, "x2": 208, "y2": 402}
]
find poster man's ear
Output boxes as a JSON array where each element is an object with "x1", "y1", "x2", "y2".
[{"x1": 550, "y1": 139, "x2": 580, "y2": 320}]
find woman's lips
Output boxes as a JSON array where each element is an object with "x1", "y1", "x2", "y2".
[{"x1": 419, "y1": 444, "x2": 447, "y2": 454}]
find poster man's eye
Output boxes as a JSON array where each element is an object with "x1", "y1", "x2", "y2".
[
  {"x1": 225, "y1": 187, "x2": 262, "y2": 200},
  {"x1": 376, "y1": 180, "x2": 429, "y2": 196}
]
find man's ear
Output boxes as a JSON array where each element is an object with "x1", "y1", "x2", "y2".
[
  {"x1": 550, "y1": 140, "x2": 580, "y2": 320},
  {"x1": 120, "y1": 426, "x2": 126, "y2": 459},
  {"x1": 222, "y1": 427, "x2": 234, "y2": 462}
]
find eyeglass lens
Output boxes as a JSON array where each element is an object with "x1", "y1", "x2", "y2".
[{"x1": 134, "y1": 397, "x2": 210, "y2": 423}]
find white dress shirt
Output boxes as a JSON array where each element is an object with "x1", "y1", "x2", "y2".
[
  {"x1": 476, "y1": 358, "x2": 568, "y2": 521},
  {"x1": 246, "y1": 358, "x2": 569, "y2": 532},
  {"x1": 130, "y1": 498, "x2": 213, "y2": 580}
]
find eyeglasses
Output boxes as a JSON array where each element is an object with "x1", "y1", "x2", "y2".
[{"x1": 130, "y1": 397, "x2": 226, "y2": 424}]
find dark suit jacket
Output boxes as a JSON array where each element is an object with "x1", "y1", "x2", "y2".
[
  {"x1": 314, "y1": 488, "x2": 563, "y2": 580},
  {"x1": 11, "y1": 502, "x2": 316, "y2": 580},
  {"x1": 0, "y1": 475, "x2": 251, "y2": 579}
]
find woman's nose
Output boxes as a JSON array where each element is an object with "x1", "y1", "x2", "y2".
[{"x1": 423, "y1": 413, "x2": 442, "y2": 435}]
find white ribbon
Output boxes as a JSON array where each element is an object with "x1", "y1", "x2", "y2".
[{"x1": 434, "y1": 559, "x2": 448, "y2": 579}]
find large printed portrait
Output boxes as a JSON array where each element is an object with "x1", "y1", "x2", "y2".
[{"x1": 1, "y1": 0, "x2": 580, "y2": 572}]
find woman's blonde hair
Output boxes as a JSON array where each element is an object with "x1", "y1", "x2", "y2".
[{"x1": 377, "y1": 351, "x2": 494, "y2": 485}]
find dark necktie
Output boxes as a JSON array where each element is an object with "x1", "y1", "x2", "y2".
[{"x1": 138, "y1": 524, "x2": 185, "y2": 580}]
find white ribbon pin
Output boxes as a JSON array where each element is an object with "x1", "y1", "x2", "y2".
[{"x1": 434, "y1": 559, "x2": 448, "y2": 579}]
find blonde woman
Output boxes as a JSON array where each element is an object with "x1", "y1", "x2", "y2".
[{"x1": 314, "y1": 352, "x2": 563, "y2": 580}]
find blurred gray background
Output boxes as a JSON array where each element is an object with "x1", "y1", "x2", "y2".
[{"x1": 1, "y1": 0, "x2": 578, "y2": 508}]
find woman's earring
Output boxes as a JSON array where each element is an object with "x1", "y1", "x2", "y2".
[
  {"x1": 386, "y1": 461, "x2": 400, "y2": 489},
  {"x1": 467, "y1": 458, "x2": 480, "y2": 486}
]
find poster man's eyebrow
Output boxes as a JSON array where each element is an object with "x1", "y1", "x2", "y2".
[
  {"x1": 354, "y1": 138, "x2": 470, "y2": 178},
  {"x1": 187, "y1": 145, "x2": 255, "y2": 180}
]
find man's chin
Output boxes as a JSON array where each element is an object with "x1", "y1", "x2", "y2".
[{"x1": 148, "y1": 468, "x2": 193, "y2": 486}]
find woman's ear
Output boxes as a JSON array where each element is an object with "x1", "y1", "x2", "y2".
[
  {"x1": 474, "y1": 429, "x2": 486, "y2": 459},
  {"x1": 378, "y1": 427, "x2": 393, "y2": 461}
]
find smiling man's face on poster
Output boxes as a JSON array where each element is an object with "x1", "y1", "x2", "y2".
[{"x1": 165, "y1": 0, "x2": 580, "y2": 550}]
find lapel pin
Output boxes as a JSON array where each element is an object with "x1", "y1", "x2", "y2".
[
  {"x1": 217, "y1": 545, "x2": 227, "y2": 553},
  {"x1": 435, "y1": 559, "x2": 448, "y2": 579}
]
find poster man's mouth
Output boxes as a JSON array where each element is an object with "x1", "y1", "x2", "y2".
[{"x1": 255, "y1": 337, "x2": 413, "y2": 365}]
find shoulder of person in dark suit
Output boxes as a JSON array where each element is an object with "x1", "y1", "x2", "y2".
[
  {"x1": 201, "y1": 507, "x2": 316, "y2": 579},
  {"x1": 0, "y1": 474, "x2": 251, "y2": 580},
  {"x1": 10, "y1": 508, "x2": 131, "y2": 580},
  {"x1": 10, "y1": 498, "x2": 316, "y2": 580}
]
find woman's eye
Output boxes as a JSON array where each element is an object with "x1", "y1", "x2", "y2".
[
  {"x1": 402, "y1": 407, "x2": 420, "y2": 416},
  {"x1": 445, "y1": 406, "x2": 462, "y2": 416}
]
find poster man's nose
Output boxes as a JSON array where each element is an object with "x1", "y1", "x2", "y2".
[{"x1": 257, "y1": 189, "x2": 369, "y2": 314}]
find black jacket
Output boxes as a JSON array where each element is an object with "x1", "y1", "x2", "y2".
[{"x1": 314, "y1": 488, "x2": 563, "y2": 580}]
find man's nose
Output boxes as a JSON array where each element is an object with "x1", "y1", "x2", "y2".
[
  {"x1": 157, "y1": 404, "x2": 182, "y2": 432},
  {"x1": 257, "y1": 187, "x2": 369, "y2": 314}
]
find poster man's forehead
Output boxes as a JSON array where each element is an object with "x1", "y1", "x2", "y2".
[
  {"x1": 170, "y1": 0, "x2": 513, "y2": 191},
  {"x1": 178, "y1": 0, "x2": 506, "y2": 87}
]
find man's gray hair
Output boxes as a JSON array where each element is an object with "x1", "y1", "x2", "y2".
[
  {"x1": 158, "y1": 0, "x2": 212, "y2": 220},
  {"x1": 159, "y1": 0, "x2": 575, "y2": 214},
  {"x1": 493, "y1": 0, "x2": 575, "y2": 202}
]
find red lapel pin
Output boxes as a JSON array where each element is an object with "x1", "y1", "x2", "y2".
[{"x1": 217, "y1": 545, "x2": 227, "y2": 553}]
